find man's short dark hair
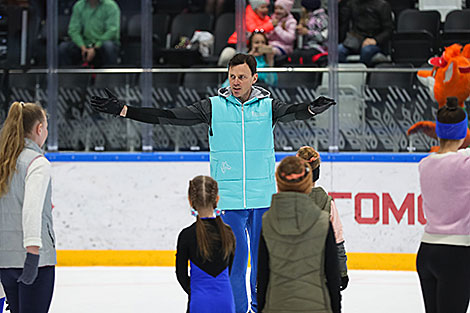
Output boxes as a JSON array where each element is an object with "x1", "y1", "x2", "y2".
[{"x1": 228, "y1": 54, "x2": 257, "y2": 75}]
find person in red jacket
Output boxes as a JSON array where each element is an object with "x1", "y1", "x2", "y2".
[{"x1": 218, "y1": 0, "x2": 274, "y2": 67}]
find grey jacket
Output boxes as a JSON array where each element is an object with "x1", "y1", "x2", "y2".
[{"x1": 0, "y1": 139, "x2": 56, "y2": 268}]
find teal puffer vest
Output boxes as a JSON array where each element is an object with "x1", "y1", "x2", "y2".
[{"x1": 209, "y1": 88, "x2": 276, "y2": 209}]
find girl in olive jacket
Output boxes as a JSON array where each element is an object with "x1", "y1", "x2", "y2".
[{"x1": 257, "y1": 156, "x2": 341, "y2": 313}]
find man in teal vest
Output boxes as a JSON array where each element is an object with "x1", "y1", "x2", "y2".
[{"x1": 90, "y1": 53, "x2": 335, "y2": 313}]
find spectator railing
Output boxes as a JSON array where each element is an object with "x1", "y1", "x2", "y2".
[
  {"x1": 2, "y1": 66, "x2": 436, "y2": 153},
  {"x1": 7, "y1": 67, "x2": 428, "y2": 74}
]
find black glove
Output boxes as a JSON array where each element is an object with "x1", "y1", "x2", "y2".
[
  {"x1": 17, "y1": 253, "x2": 39, "y2": 285},
  {"x1": 90, "y1": 88, "x2": 125, "y2": 116},
  {"x1": 340, "y1": 275, "x2": 349, "y2": 291},
  {"x1": 308, "y1": 96, "x2": 336, "y2": 115}
]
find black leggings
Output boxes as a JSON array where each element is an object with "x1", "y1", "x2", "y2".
[
  {"x1": 417, "y1": 243, "x2": 470, "y2": 313},
  {"x1": 0, "y1": 266, "x2": 55, "y2": 313}
]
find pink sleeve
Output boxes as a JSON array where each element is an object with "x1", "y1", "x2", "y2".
[
  {"x1": 273, "y1": 18, "x2": 297, "y2": 43},
  {"x1": 330, "y1": 200, "x2": 344, "y2": 244}
]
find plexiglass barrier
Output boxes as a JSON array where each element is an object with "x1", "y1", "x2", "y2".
[{"x1": 0, "y1": 0, "x2": 443, "y2": 152}]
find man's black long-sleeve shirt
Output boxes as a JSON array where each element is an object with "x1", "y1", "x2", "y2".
[{"x1": 126, "y1": 96, "x2": 315, "y2": 131}]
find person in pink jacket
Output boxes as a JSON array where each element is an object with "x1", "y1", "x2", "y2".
[
  {"x1": 267, "y1": 0, "x2": 298, "y2": 56},
  {"x1": 297, "y1": 146, "x2": 349, "y2": 291}
]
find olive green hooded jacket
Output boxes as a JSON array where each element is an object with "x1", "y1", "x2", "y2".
[{"x1": 261, "y1": 191, "x2": 332, "y2": 313}]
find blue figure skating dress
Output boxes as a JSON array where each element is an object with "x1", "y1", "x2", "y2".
[{"x1": 176, "y1": 218, "x2": 235, "y2": 313}]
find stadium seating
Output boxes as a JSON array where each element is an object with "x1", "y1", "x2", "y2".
[
  {"x1": 315, "y1": 63, "x2": 367, "y2": 150},
  {"x1": 182, "y1": 71, "x2": 220, "y2": 93},
  {"x1": 419, "y1": 0, "x2": 461, "y2": 21},
  {"x1": 390, "y1": 0, "x2": 417, "y2": 22},
  {"x1": 213, "y1": 13, "x2": 235, "y2": 56},
  {"x1": 168, "y1": 13, "x2": 214, "y2": 48},
  {"x1": 392, "y1": 9, "x2": 441, "y2": 66},
  {"x1": 121, "y1": 13, "x2": 171, "y2": 66},
  {"x1": 367, "y1": 63, "x2": 414, "y2": 89},
  {"x1": 154, "y1": 0, "x2": 190, "y2": 15},
  {"x1": 441, "y1": 10, "x2": 470, "y2": 48}
]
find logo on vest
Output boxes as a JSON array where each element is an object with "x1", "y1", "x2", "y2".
[
  {"x1": 252, "y1": 111, "x2": 268, "y2": 117},
  {"x1": 221, "y1": 161, "x2": 232, "y2": 174}
]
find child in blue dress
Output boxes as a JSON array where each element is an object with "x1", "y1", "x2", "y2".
[
  {"x1": 0, "y1": 283, "x2": 4, "y2": 312},
  {"x1": 176, "y1": 175, "x2": 236, "y2": 313}
]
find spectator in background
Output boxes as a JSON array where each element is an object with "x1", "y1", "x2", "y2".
[
  {"x1": 247, "y1": 31, "x2": 278, "y2": 86},
  {"x1": 338, "y1": 0, "x2": 392, "y2": 67},
  {"x1": 267, "y1": 0, "x2": 297, "y2": 57},
  {"x1": 218, "y1": 0, "x2": 274, "y2": 67},
  {"x1": 286, "y1": 0, "x2": 327, "y2": 66},
  {"x1": 297, "y1": 0, "x2": 328, "y2": 53},
  {"x1": 222, "y1": 32, "x2": 278, "y2": 87},
  {"x1": 59, "y1": 0, "x2": 120, "y2": 67},
  {"x1": 228, "y1": 0, "x2": 273, "y2": 45}
]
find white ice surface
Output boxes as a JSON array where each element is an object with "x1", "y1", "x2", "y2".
[{"x1": 32, "y1": 267, "x2": 469, "y2": 313}]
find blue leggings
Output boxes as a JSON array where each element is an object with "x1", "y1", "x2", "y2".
[
  {"x1": 0, "y1": 297, "x2": 4, "y2": 312},
  {"x1": 0, "y1": 266, "x2": 55, "y2": 313},
  {"x1": 222, "y1": 208, "x2": 268, "y2": 313}
]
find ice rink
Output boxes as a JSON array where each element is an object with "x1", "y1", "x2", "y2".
[{"x1": 36, "y1": 266, "x2": 458, "y2": 313}]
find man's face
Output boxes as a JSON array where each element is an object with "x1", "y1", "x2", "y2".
[{"x1": 228, "y1": 63, "x2": 258, "y2": 101}]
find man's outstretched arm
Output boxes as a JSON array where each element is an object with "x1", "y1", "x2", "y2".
[
  {"x1": 90, "y1": 89, "x2": 211, "y2": 126},
  {"x1": 272, "y1": 96, "x2": 336, "y2": 124}
]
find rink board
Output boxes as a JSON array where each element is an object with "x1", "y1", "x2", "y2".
[{"x1": 48, "y1": 152, "x2": 429, "y2": 270}]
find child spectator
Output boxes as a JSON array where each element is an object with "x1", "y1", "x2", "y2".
[
  {"x1": 246, "y1": 32, "x2": 278, "y2": 86},
  {"x1": 297, "y1": 0, "x2": 328, "y2": 53},
  {"x1": 0, "y1": 284, "x2": 4, "y2": 312},
  {"x1": 417, "y1": 97, "x2": 470, "y2": 313},
  {"x1": 297, "y1": 146, "x2": 349, "y2": 291},
  {"x1": 267, "y1": 0, "x2": 297, "y2": 56},
  {"x1": 176, "y1": 176, "x2": 237, "y2": 313},
  {"x1": 222, "y1": 33, "x2": 278, "y2": 87},
  {"x1": 257, "y1": 156, "x2": 341, "y2": 313}
]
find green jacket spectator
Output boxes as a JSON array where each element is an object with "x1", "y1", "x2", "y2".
[
  {"x1": 68, "y1": 0, "x2": 120, "y2": 48},
  {"x1": 59, "y1": 0, "x2": 120, "y2": 67}
]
